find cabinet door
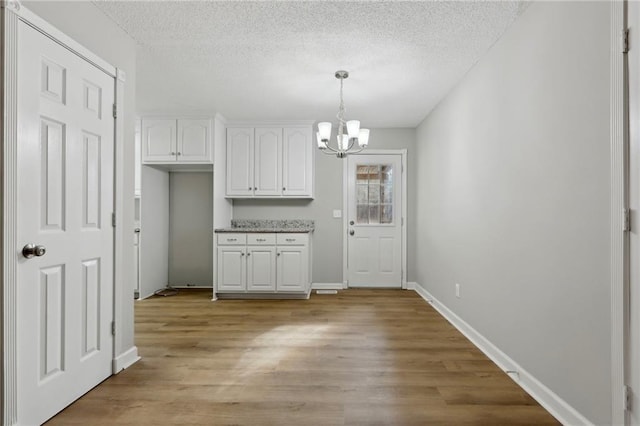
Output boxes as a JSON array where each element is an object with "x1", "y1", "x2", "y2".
[
  {"x1": 283, "y1": 127, "x2": 313, "y2": 197},
  {"x1": 277, "y1": 246, "x2": 309, "y2": 292},
  {"x1": 142, "y1": 119, "x2": 177, "y2": 162},
  {"x1": 178, "y1": 119, "x2": 211, "y2": 162},
  {"x1": 226, "y1": 128, "x2": 254, "y2": 196},
  {"x1": 254, "y1": 128, "x2": 282, "y2": 196},
  {"x1": 246, "y1": 246, "x2": 276, "y2": 291},
  {"x1": 216, "y1": 247, "x2": 246, "y2": 292}
]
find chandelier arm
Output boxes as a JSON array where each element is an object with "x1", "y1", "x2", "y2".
[{"x1": 321, "y1": 143, "x2": 340, "y2": 154}]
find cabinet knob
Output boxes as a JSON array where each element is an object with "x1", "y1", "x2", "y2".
[
  {"x1": 277, "y1": 252, "x2": 281, "y2": 256},
  {"x1": 170, "y1": 152, "x2": 176, "y2": 155},
  {"x1": 283, "y1": 187, "x2": 286, "y2": 191},
  {"x1": 249, "y1": 187, "x2": 252, "y2": 190},
  {"x1": 177, "y1": 152, "x2": 182, "y2": 155},
  {"x1": 241, "y1": 252, "x2": 245, "y2": 256},
  {"x1": 254, "y1": 187, "x2": 257, "y2": 190},
  {"x1": 247, "y1": 252, "x2": 251, "y2": 256}
]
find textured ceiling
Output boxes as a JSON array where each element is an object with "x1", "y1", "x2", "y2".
[{"x1": 93, "y1": 1, "x2": 528, "y2": 128}]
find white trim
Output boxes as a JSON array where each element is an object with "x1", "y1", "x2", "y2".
[
  {"x1": 412, "y1": 282, "x2": 593, "y2": 426},
  {"x1": 1, "y1": 4, "x2": 19, "y2": 425},
  {"x1": 407, "y1": 281, "x2": 417, "y2": 290},
  {"x1": 12, "y1": 4, "x2": 116, "y2": 77},
  {"x1": 342, "y1": 150, "x2": 408, "y2": 289},
  {"x1": 112, "y1": 346, "x2": 140, "y2": 373},
  {"x1": 610, "y1": 1, "x2": 627, "y2": 425},
  {"x1": 311, "y1": 282, "x2": 344, "y2": 290}
]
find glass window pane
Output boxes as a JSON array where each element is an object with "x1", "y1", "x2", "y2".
[
  {"x1": 368, "y1": 166, "x2": 380, "y2": 184},
  {"x1": 357, "y1": 184, "x2": 368, "y2": 204},
  {"x1": 381, "y1": 165, "x2": 393, "y2": 184},
  {"x1": 357, "y1": 205, "x2": 368, "y2": 224},
  {"x1": 381, "y1": 205, "x2": 393, "y2": 223},
  {"x1": 356, "y1": 165, "x2": 369, "y2": 184},
  {"x1": 381, "y1": 184, "x2": 392, "y2": 204},
  {"x1": 369, "y1": 205, "x2": 380, "y2": 224},
  {"x1": 368, "y1": 184, "x2": 380, "y2": 203}
]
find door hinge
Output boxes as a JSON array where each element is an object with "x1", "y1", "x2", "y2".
[
  {"x1": 624, "y1": 385, "x2": 632, "y2": 411},
  {"x1": 134, "y1": 290, "x2": 140, "y2": 300},
  {"x1": 111, "y1": 212, "x2": 116, "y2": 228},
  {"x1": 112, "y1": 103, "x2": 117, "y2": 119},
  {"x1": 622, "y1": 29, "x2": 630, "y2": 54},
  {"x1": 111, "y1": 321, "x2": 116, "y2": 336},
  {"x1": 624, "y1": 208, "x2": 630, "y2": 232}
]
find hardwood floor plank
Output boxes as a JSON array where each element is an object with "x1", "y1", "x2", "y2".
[{"x1": 46, "y1": 289, "x2": 559, "y2": 425}]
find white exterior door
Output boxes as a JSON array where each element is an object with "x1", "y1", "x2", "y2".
[
  {"x1": 17, "y1": 21, "x2": 115, "y2": 425},
  {"x1": 347, "y1": 154, "x2": 403, "y2": 287}
]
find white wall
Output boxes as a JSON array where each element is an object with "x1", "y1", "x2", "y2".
[
  {"x1": 414, "y1": 2, "x2": 610, "y2": 424},
  {"x1": 169, "y1": 172, "x2": 213, "y2": 287},
  {"x1": 24, "y1": 1, "x2": 138, "y2": 360},
  {"x1": 232, "y1": 127, "x2": 416, "y2": 284}
]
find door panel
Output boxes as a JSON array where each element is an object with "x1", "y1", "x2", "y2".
[
  {"x1": 217, "y1": 247, "x2": 246, "y2": 291},
  {"x1": 143, "y1": 119, "x2": 176, "y2": 162},
  {"x1": 283, "y1": 127, "x2": 312, "y2": 196},
  {"x1": 178, "y1": 119, "x2": 210, "y2": 161},
  {"x1": 247, "y1": 246, "x2": 276, "y2": 291},
  {"x1": 226, "y1": 128, "x2": 254, "y2": 196},
  {"x1": 17, "y1": 21, "x2": 115, "y2": 425},
  {"x1": 254, "y1": 128, "x2": 281, "y2": 196},
  {"x1": 277, "y1": 247, "x2": 308, "y2": 292},
  {"x1": 347, "y1": 154, "x2": 402, "y2": 287}
]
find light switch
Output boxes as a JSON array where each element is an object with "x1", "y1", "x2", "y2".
[{"x1": 333, "y1": 210, "x2": 342, "y2": 218}]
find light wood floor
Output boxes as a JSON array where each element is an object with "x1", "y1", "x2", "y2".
[{"x1": 47, "y1": 289, "x2": 559, "y2": 425}]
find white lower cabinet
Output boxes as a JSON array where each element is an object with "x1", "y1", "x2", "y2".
[{"x1": 216, "y1": 232, "x2": 311, "y2": 297}]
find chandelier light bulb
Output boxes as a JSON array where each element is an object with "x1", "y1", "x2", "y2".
[
  {"x1": 318, "y1": 122, "x2": 332, "y2": 142},
  {"x1": 346, "y1": 120, "x2": 360, "y2": 139},
  {"x1": 358, "y1": 129, "x2": 370, "y2": 147}
]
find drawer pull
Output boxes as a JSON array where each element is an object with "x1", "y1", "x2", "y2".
[
  {"x1": 286, "y1": 238, "x2": 295, "y2": 242},
  {"x1": 227, "y1": 238, "x2": 237, "y2": 242},
  {"x1": 256, "y1": 238, "x2": 266, "y2": 242}
]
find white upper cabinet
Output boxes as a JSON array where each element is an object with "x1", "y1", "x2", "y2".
[
  {"x1": 226, "y1": 127, "x2": 254, "y2": 196},
  {"x1": 142, "y1": 118, "x2": 212, "y2": 164},
  {"x1": 254, "y1": 128, "x2": 282, "y2": 196},
  {"x1": 143, "y1": 119, "x2": 176, "y2": 162},
  {"x1": 226, "y1": 124, "x2": 313, "y2": 198},
  {"x1": 283, "y1": 127, "x2": 313, "y2": 197},
  {"x1": 178, "y1": 119, "x2": 211, "y2": 162}
]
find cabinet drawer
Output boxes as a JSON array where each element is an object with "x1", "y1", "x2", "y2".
[
  {"x1": 276, "y1": 233, "x2": 309, "y2": 245},
  {"x1": 217, "y1": 234, "x2": 247, "y2": 245},
  {"x1": 247, "y1": 234, "x2": 276, "y2": 245}
]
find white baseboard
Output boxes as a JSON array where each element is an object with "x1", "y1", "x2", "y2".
[
  {"x1": 413, "y1": 282, "x2": 593, "y2": 426},
  {"x1": 407, "y1": 281, "x2": 417, "y2": 290},
  {"x1": 311, "y1": 282, "x2": 344, "y2": 290},
  {"x1": 112, "y1": 346, "x2": 140, "y2": 373}
]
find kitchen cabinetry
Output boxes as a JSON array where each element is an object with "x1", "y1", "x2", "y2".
[
  {"x1": 215, "y1": 232, "x2": 311, "y2": 297},
  {"x1": 142, "y1": 118, "x2": 212, "y2": 163},
  {"x1": 226, "y1": 124, "x2": 313, "y2": 198}
]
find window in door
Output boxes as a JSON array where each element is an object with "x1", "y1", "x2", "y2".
[{"x1": 356, "y1": 164, "x2": 394, "y2": 224}]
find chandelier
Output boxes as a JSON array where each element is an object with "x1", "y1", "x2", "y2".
[{"x1": 316, "y1": 70, "x2": 369, "y2": 158}]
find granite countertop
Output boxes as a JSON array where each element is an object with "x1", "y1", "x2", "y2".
[{"x1": 214, "y1": 219, "x2": 314, "y2": 234}]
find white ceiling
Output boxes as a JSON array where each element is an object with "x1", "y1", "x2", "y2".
[{"x1": 93, "y1": 1, "x2": 528, "y2": 128}]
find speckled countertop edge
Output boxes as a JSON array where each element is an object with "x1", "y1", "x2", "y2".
[{"x1": 214, "y1": 219, "x2": 315, "y2": 233}]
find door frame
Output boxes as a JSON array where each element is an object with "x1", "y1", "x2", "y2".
[
  {"x1": 342, "y1": 149, "x2": 407, "y2": 289},
  {"x1": 0, "y1": 3, "x2": 127, "y2": 424}
]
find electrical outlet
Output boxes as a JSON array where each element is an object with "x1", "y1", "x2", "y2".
[
  {"x1": 333, "y1": 210, "x2": 342, "y2": 218},
  {"x1": 455, "y1": 283, "x2": 461, "y2": 298}
]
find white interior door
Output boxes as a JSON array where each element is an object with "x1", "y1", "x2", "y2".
[
  {"x1": 347, "y1": 154, "x2": 402, "y2": 287},
  {"x1": 17, "y1": 21, "x2": 115, "y2": 425}
]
